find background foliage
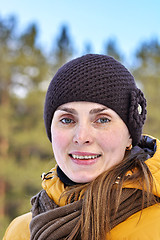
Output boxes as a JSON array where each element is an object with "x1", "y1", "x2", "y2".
[{"x1": 0, "y1": 15, "x2": 160, "y2": 238}]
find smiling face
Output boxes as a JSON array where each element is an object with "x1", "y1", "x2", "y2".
[{"x1": 51, "y1": 102, "x2": 132, "y2": 183}]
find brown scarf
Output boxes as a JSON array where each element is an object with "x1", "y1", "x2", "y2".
[{"x1": 29, "y1": 187, "x2": 157, "y2": 240}]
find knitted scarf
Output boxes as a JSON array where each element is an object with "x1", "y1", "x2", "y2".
[{"x1": 29, "y1": 187, "x2": 156, "y2": 240}]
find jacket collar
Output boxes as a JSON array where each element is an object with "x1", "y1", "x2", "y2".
[
  {"x1": 124, "y1": 135, "x2": 160, "y2": 197},
  {"x1": 42, "y1": 135, "x2": 160, "y2": 205}
]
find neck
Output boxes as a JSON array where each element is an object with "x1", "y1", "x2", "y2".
[{"x1": 57, "y1": 166, "x2": 78, "y2": 186}]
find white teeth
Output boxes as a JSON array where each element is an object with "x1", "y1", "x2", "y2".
[{"x1": 71, "y1": 154, "x2": 100, "y2": 160}]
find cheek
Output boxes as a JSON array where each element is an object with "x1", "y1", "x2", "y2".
[
  {"x1": 98, "y1": 130, "x2": 119, "y2": 149},
  {"x1": 51, "y1": 130, "x2": 70, "y2": 153},
  {"x1": 98, "y1": 128, "x2": 128, "y2": 152}
]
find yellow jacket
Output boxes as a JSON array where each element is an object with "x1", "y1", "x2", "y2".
[{"x1": 3, "y1": 136, "x2": 160, "y2": 240}]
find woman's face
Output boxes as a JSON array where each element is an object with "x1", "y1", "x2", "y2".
[{"x1": 51, "y1": 102, "x2": 132, "y2": 183}]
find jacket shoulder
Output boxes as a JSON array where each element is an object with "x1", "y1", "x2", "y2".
[
  {"x1": 3, "y1": 212, "x2": 31, "y2": 240},
  {"x1": 110, "y1": 204, "x2": 160, "y2": 240}
]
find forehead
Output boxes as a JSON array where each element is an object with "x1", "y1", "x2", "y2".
[
  {"x1": 57, "y1": 101, "x2": 108, "y2": 110},
  {"x1": 52, "y1": 101, "x2": 129, "y2": 131},
  {"x1": 54, "y1": 102, "x2": 121, "y2": 118}
]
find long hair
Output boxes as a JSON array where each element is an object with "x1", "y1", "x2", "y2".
[{"x1": 62, "y1": 148, "x2": 157, "y2": 240}]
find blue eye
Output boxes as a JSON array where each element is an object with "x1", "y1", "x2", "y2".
[
  {"x1": 96, "y1": 118, "x2": 110, "y2": 123},
  {"x1": 60, "y1": 118, "x2": 74, "y2": 124}
]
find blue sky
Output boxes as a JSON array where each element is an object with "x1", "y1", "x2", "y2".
[{"x1": 0, "y1": 0, "x2": 160, "y2": 61}]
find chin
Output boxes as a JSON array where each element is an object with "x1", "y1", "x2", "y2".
[{"x1": 71, "y1": 174, "x2": 97, "y2": 184}]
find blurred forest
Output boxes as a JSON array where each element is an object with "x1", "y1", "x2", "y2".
[{"x1": 0, "y1": 15, "x2": 160, "y2": 237}]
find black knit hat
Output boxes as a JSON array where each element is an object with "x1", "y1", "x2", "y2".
[{"x1": 44, "y1": 54, "x2": 147, "y2": 146}]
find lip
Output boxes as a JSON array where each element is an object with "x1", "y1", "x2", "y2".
[
  {"x1": 69, "y1": 151, "x2": 100, "y2": 156},
  {"x1": 69, "y1": 151, "x2": 101, "y2": 165}
]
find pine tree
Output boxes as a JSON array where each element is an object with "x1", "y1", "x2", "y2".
[{"x1": 133, "y1": 38, "x2": 160, "y2": 138}]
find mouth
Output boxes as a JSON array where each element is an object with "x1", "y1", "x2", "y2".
[
  {"x1": 69, "y1": 154, "x2": 101, "y2": 160},
  {"x1": 68, "y1": 152, "x2": 102, "y2": 165}
]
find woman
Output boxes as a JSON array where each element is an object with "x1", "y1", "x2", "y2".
[{"x1": 3, "y1": 54, "x2": 160, "y2": 240}]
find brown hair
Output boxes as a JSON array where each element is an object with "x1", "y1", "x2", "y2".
[{"x1": 62, "y1": 148, "x2": 157, "y2": 240}]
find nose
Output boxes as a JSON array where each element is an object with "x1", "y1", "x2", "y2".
[{"x1": 73, "y1": 124, "x2": 93, "y2": 145}]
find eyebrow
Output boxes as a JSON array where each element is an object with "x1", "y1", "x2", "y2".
[
  {"x1": 89, "y1": 107, "x2": 108, "y2": 114},
  {"x1": 57, "y1": 107, "x2": 77, "y2": 114},
  {"x1": 57, "y1": 106, "x2": 108, "y2": 115}
]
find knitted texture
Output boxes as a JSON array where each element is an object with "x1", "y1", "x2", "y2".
[{"x1": 44, "y1": 54, "x2": 147, "y2": 146}]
